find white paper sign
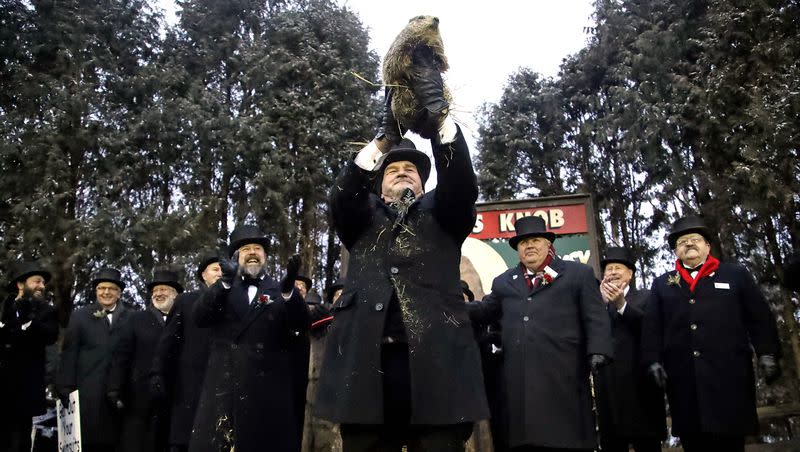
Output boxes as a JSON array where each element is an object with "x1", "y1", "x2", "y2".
[{"x1": 57, "y1": 390, "x2": 82, "y2": 452}]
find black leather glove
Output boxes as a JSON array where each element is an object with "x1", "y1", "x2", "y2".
[
  {"x1": 648, "y1": 363, "x2": 668, "y2": 389},
  {"x1": 57, "y1": 387, "x2": 73, "y2": 408},
  {"x1": 219, "y1": 251, "x2": 239, "y2": 286},
  {"x1": 150, "y1": 374, "x2": 166, "y2": 400},
  {"x1": 376, "y1": 87, "x2": 405, "y2": 147},
  {"x1": 589, "y1": 354, "x2": 609, "y2": 374},
  {"x1": 409, "y1": 46, "x2": 449, "y2": 139},
  {"x1": 759, "y1": 354, "x2": 781, "y2": 385},
  {"x1": 280, "y1": 254, "x2": 301, "y2": 295},
  {"x1": 107, "y1": 391, "x2": 125, "y2": 411}
]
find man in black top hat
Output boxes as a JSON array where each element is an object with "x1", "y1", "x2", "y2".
[
  {"x1": 107, "y1": 268, "x2": 183, "y2": 452},
  {"x1": 0, "y1": 261, "x2": 58, "y2": 452},
  {"x1": 150, "y1": 253, "x2": 220, "y2": 452},
  {"x1": 315, "y1": 53, "x2": 488, "y2": 452},
  {"x1": 189, "y1": 225, "x2": 308, "y2": 452},
  {"x1": 469, "y1": 216, "x2": 612, "y2": 451},
  {"x1": 641, "y1": 215, "x2": 781, "y2": 452},
  {"x1": 593, "y1": 247, "x2": 666, "y2": 452},
  {"x1": 57, "y1": 267, "x2": 132, "y2": 452}
]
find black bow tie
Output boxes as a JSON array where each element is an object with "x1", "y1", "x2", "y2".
[
  {"x1": 104, "y1": 309, "x2": 114, "y2": 316},
  {"x1": 242, "y1": 276, "x2": 260, "y2": 287}
]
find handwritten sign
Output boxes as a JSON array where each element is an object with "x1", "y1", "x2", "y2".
[{"x1": 57, "y1": 390, "x2": 82, "y2": 452}]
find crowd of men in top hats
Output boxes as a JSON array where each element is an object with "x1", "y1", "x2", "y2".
[{"x1": 0, "y1": 33, "x2": 789, "y2": 452}]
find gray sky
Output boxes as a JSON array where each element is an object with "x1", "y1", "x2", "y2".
[{"x1": 156, "y1": 0, "x2": 596, "y2": 186}]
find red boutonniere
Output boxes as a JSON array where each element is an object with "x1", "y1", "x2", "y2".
[
  {"x1": 257, "y1": 294, "x2": 271, "y2": 305},
  {"x1": 542, "y1": 266, "x2": 558, "y2": 285}
]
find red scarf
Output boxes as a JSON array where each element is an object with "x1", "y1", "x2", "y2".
[
  {"x1": 522, "y1": 244, "x2": 557, "y2": 289},
  {"x1": 675, "y1": 255, "x2": 720, "y2": 292}
]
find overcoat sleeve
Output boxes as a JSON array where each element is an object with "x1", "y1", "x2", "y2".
[
  {"x1": 20, "y1": 301, "x2": 59, "y2": 346},
  {"x1": 107, "y1": 315, "x2": 135, "y2": 396},
  {"x1": 617, "y1": 293, "x2": 646, "y2": 337},
  {"x1": 56, "y1": 313, "x2": 81, "y2": 393},
  {"x1": 329, "y1": 160, "x2": 375, "y2": 250},
  {"x1": 467, "y1": 280, "x2": 503, "y2": 325},
  {"x1": 193, "y1": 282, "x2": 228, "y2": 328},
  {"x1": 579, "y1": 266, "x2": 613, "y2": 359},
  {"x1": 285, "y1": 290, "x2": 311, "y2": 334},
  {"x1": 151, "y1": 294, "x2": 186, "y2": 379},
  {"x1": 736, "y1": 265, "x2": 781, "y2": 357},
  {"x1": 640, "y1": 281, "x2": 664, "y2": 366},
  {"x1": 431, "y1": 126, "x2": 479, "y2": 239}
]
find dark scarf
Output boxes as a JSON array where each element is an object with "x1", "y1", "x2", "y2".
[
  {"x1": 675, "y1": 254, "x2": 720, "y2": 292},
  {"x1": 522, "y1": 244, "x2": 557, "y2": 290}
]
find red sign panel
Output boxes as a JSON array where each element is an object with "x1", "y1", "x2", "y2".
[{"x1": 470, "y1": 204, "x2": 588, "y2": 240}]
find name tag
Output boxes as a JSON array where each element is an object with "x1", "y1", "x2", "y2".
[{"x1": 714, "y1": 282, "x2": 731, "y2": 290}]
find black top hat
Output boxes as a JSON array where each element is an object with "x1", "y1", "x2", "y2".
[
  {"x1": 325, "y1": 279, "x2": 345, "y2": 304},
  {"x1": 8, "y1": 261, "x2": 51, "y2": 290},
  {"x1": 195, "y1": 251, "x2": 221, "y2": 280},
  {"x1": 91, "y1": 267, "x2": 126, "y2": 290},
  {"x1": 228, "y1": 225, "x2": 270, "y2": 257},
  {"x1": 295, "y1": 275, "x2": 313, "y2": 290},
  {"x1": 460, "y1": 280, "x2": 475, "y2": 302},
  {"x1": 601, "y1": 247, "x2": 636, "y2": 272},
  {"x1": 667, "y1": 215, "x2": 711, "y2": 249},
  {"x1": 508, "y1": 216, "x2": 556, "y2": 249},
  {"x1": 147, "y1": 268, "x2": 184, "y2": 293},
  {"x1": 375, "y1": 139, "x2": 432, "y2": 190}
]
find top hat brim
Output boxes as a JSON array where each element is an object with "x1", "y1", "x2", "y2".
[
  {"x1": 667, "y1": 226, "x2": 711, "y2": 249},
  {"x1": 196, "y1": 256, "x2": 220, "y2": 280},
  {"x1": 147, "y1": 280, "x2": 184, "y2": 293},
  {"x1": 92, "y1": 278, "x2": 126, "y2": 290},
  {"x1": 228, "y1": 237, "x2": 271, "y2": 257},
  {"x1": 600, "y1": 258, "x2": 635, "y2": 272},
  {"x1": 509, "y1": 231, "x2": 557, "y2": 250}
]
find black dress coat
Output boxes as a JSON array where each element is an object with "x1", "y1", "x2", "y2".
[
  {"x1": 108, "y1": 306, "x2": 169, "y2": 452},
  {"x1": 469, "y1": 258, "x2": 613, "y2": 450},
  {"x1": 315, "y1": 127, "x2": 489, "y2": 425},
  {"x1": 594, "y1": 288, "x2": 667, "y2": 442},
  {"x1": 151, "y1": 290, "x2": 211, "y2": 447},
  {"x1": 189, "y1": 275, "x2": 309, "y2": 452},
  {"x1": 57, "y1": 302, "x2": 132, "y2": 446},
  {"x1": 641, "y1": 262, "x2": 781, "y2": 437},
  {"x1": 0, "y1": 296, "x2": 59, "y2": 421}
]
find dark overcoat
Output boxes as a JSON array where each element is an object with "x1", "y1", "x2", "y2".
[
  {"x1": 151, "y1": 290, "x2": 211, "y2": 447},
  {"x1": 57, "y1": 302, "x2": 132, "y2": 445},
  {"x1": 594, "y1": 288, "x2": 667, "y2": 441},
  {"x1": 641, "y1": 262, "x2": 781, "y2": 437},
  {"x1": 315, "y1": 128, "x2": 489, "y2": 425},
  {"x1": 0, "y1": 296, "x2": 59, "y2": 421},
  {"x1": 189, "y1": 275, "x2": 309, "y2": 452},
  {"x1": 108, "y1": 306, "x2": 169, "y2": 452},
  {"x1": 469, "y1": 258, "x2": 613, "y2": 450}
]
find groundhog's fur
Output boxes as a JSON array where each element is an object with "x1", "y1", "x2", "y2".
[{"x1": 383, "y1": 15, "x2": 451, "y2": 134}]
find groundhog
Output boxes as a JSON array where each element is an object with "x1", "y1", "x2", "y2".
[{"x1": 383, "y1": 15, "x2": 452, "y2": 135}]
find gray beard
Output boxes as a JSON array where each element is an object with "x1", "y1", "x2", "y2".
[{"x1": 242, "y1": 262, "x2": 266, "y2": 279}]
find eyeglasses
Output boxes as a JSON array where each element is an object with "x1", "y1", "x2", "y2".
[{"x1": 676, "y1": 237, "x2": 705, "y2": 248}]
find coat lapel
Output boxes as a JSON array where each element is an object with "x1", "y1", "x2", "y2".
[
  {"x1": 507, "y1": 265, "x2": 530, "y2": 297},
  {"x1": 529, "y1": 258, "x2": 565, "y2": 296},
  {"x1": 234, "y1": 277, "x2": 280, "y2": 340}
]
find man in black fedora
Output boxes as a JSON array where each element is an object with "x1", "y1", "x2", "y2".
[
  {"x1": 108, "y1": 268, "x2": 183, "y2": 452},
  {"x1": 151, "y1": 252, "x2": 220, "y2": 452},
  {"x1": 593, "y1": 247, "x2": 666, "y2": 452},
  {"x1": 0, "y1": 261, "x2": 58, "y2": 452},
  {"x1": 641, "y1": 215, "x2": 781, "y2": 452},
  {"x1": 316, "y1": 56, "x2": 488, "y2": 452},
  {"x1": 469, "y1": 216, "x2": 612, "y2": 451},
  {"x1": 189, "y1": 225, "x2": 308, "y2": 452},
  {"x1": 57, "y1": 267, "x2": 132, "y2": 452}
]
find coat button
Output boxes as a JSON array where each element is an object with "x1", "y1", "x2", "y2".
[
  {"x1": 231, "y1": 344, "x2": 238, "y2": 350},
  {"x1": 523, "y1": 316, "x2": 529, "y2": 322},
  {"x1": 693, "y1": 350, "x2": 701, "y2": 357},
  {"x1": 689, "y1": 299, "x2": 696, "y2": 304},
  {"x1": 690, "y1": 323, "x2": 697, "y2": 330},
  {"x1": 390, "y1": 267, "x2": 399, "y2": 275},
  {"x1": 375, "y1": 303, "x2": 384, "y2": 311}
]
